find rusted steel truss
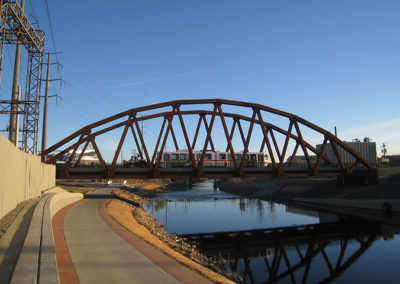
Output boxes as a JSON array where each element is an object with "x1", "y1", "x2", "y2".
[{"x1": 41, "y1": 99, "x2": 376, "y2": 179}]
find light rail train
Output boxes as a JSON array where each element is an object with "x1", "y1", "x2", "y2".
[{"x1": 159, "y1": 150, "x2": 269, "y2": 168}]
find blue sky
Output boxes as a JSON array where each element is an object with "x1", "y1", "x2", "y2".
[{"x1": 0, "y1": 0, "x2": 399, "y2": 159}]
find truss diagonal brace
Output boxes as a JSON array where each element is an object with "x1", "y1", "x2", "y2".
[
  {"x1": 217, "y1": 104, "x2": 238, "y2": 169},
  {"x1": 176, "y1": 105, "x2": 197, "y2": 169}
]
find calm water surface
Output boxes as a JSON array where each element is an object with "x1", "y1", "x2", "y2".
[{"x1": 143, "y1": 181, "x2": 400, "y2": 283}]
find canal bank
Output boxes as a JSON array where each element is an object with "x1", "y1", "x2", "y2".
[{"x1": 217, "y1": 170, "x2": 400, "y2": 213}]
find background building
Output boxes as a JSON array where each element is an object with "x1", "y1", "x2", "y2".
[{"x1": 316, "y1": 138, "x2": 376, "y2": 167}]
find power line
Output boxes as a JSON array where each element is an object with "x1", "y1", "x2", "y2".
[
  {"x1": 64, "y1": 80, "x2": 113, "y2": 115},
  {"x1": 44, "y1": 0, "x2": 60, "y2": 73},
  {"x1": 62, "y1": 65, "x2": 121, "y2": 111},
  {"x1": 61, "y1": 81, "x2": 113, "y2": 120},
  {"x1": 55, "y1": 95, "x2": 102, "y2": 122},
  {"x1": 27, "y1": 0, "x2": 38, "y2": 23}
]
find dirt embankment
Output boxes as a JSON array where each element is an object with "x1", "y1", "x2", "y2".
[
  {"x1": 108, "y1": 190, "x2": 241, "y2": 283},
  {"x1": 56, "y1": 180, "x2": 104, "y2": 194},
  {"x1": 218, "y1": 174, "x2": 400, "y2": 201},
  {"x1": 114, "y1": 178, "x2": 195, "y2": 197},
  {"x1": 218, "y1": 177, "x2": 336, "y2": 201}
]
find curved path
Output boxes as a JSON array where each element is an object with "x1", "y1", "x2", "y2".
[{"x1": 55, "y1": 189, "x2": 212, "y2": 284}]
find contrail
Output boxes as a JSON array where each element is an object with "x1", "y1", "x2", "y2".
[{"x1": 106, "y1": 71, "x2": 194, "y2": 89}]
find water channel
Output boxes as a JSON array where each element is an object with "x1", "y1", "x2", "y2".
[{"x1": 143, "y1": 180, "x2": 400, "y2": 283}]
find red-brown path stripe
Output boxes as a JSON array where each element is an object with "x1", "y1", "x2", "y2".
[
  {"x1": 52, "y1": 200, "x2": 82, "y2": 284},
  {"x1": 98, "y1": 201, "x2": 213, "y2": 284}
]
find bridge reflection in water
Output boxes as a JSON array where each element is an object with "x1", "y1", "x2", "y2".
[{"x1": 182, "y1": 215, "x2": 386, "y2": 283}]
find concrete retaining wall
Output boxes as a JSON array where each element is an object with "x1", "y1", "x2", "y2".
[
  {"x1": 295, "y1": 197, "x2": 400, "y2": 212},
  {"x1": 0, "y1": 134, "x2": 56, "y2": 219},
  {"x1": 377, "y1": 167, "x2": 400, "y2": 178}
]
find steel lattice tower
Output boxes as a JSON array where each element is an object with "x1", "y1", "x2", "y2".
[{"x1": 0, "y1": 0, "x2": 45, "y2": 154}]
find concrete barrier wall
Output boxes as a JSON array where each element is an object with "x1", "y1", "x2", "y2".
[
  {"x1": 0, "y1": 134, "x2": 55, "y2": 219},
  {"x1": 49, "y1": 192, "x2": 83, "y2": 219},
  {"x1": 11, "y1": 191, "x2": 83, "y2": 284},
  {"x1": 40, "y1": 192, "x2": 83, "y2": 284}
]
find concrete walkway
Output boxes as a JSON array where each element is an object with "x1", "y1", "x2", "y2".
[
  {"x1": 63, "y1": 198, "x2": 180, "y2": 284},
  {"x1": 58, "y1": 190, "x2": 214, "y2": 284}
]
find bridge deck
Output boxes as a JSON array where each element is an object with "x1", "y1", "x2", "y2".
[{"x1": 57, "y1": 166, "x2": 376, "y2": 179}]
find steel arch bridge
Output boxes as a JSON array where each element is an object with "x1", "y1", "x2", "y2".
[{"x1": 41, "y1": 99, "x2": 376, "y2": 180}]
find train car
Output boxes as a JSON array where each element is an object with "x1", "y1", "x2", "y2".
[
  {"x1": 54, "y1": 149, "x2": 100, "y2": 167},
  {"x1": 159, "y1": 150, "x2": 269, "y2": 168}
]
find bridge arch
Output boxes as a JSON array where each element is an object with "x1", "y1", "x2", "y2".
[{"x1": 41, "y1": 99, "x2": 375, "y2": 179}]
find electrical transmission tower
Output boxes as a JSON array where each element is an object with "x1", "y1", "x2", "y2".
[{"x1": 0, "y1": 0, "x2": 45, "y2": 154}]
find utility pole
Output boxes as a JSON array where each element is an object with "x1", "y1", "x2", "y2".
[
  {"x1": 8, "y1": 0, "x2": 25, "y2": 145},
  {"x1": 41, "y1": 53, "x2": 51, "y2": 153},
  {"x1": 40, "y1": 52, "x2": 62, "y2": 154},
  {"x1": 381, "y1": 143, "x2": 387, "y2": 157}
]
